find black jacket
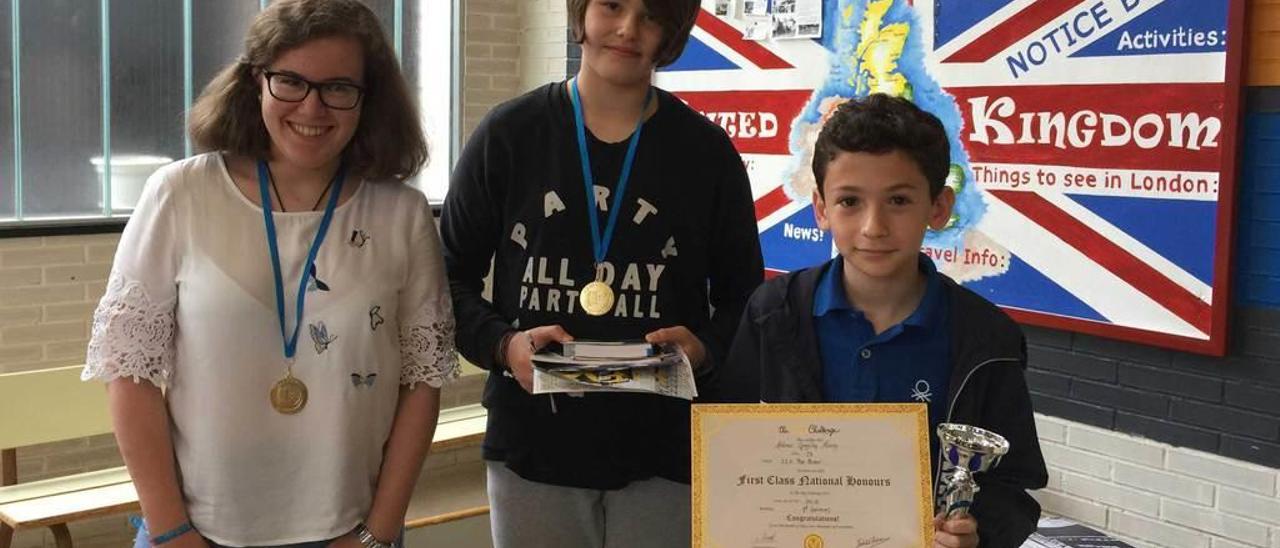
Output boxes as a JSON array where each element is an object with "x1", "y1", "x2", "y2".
[{"x1": 711, "y1": 263, "x2": 1048, "y2": 548}]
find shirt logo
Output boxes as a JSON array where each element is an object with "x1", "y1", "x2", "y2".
[{"x1": 911, "y1": 380, "x2": 932, "y2": 403}]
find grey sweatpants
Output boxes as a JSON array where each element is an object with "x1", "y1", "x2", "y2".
[{"x1": 485, "y1": 460, "x2": 691, "y2": 548}]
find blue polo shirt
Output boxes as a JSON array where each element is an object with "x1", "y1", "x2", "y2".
[{"x1": 812, "y1": 253, "x2": 951, "y2": 457}]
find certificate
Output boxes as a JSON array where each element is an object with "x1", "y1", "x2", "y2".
[{"x1": 692, "y1": 404, "x2": 933, "y2": 548}]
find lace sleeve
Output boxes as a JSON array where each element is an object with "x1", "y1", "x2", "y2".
[
  {"x1": 82, "y1": 271, "x2": 176, "y2": 387},
  {"x1": 399, "y1": 300, "x2": 461, "y2": 388}
]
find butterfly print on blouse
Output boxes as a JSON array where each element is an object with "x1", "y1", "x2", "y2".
[
  {"x1": 350, "y1": 372, "x2": 377, "y2": 388},
  {"x1": 307, "y1": 263, "x2": 330, "y2": 292},
  {"x1": 349, "y1": 229, "x2": 370, "y2": 248},
  {"x1": 309, "y1": 321, "x2": 338, "y2": 354}
]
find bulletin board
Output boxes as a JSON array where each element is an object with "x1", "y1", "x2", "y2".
[{"x1": 657, "y1": 0, "x2": 1246, "y2": 355}]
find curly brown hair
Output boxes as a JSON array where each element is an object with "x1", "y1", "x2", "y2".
[
  {"x1": 812, "y1": 94, "x2": 950, "y2": 199},
  {"x1": 567, "y1": 0, "x2": 700, "y2": 68},
  {"x1": 188, "y1": 0, "x2": 427, "y2": 181}
]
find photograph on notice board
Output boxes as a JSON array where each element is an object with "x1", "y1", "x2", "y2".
[
  {"x1": 772, "y1": 14, "x2": 797, "y2": 38},
  {"x1": 737, "y1": 0, "x2": 821, "y2": 41},
  {"x1": 773, "y1": 0, "x2": 821, "y2": 39},
  {"x1": 743, "y1": 17, "x2": 771, "y2": 40},
  {"x1": 742, "y1": 0, "x2": 768, "y2": 17}
]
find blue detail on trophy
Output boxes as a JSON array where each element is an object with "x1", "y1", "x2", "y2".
[{"x1": 935, "y1": 423, "x2": 1010, "y2": 518}]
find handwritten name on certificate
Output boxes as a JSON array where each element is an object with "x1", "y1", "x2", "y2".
[{"x1": 692, "y1": 404, "x2": 933, "y2": 548}]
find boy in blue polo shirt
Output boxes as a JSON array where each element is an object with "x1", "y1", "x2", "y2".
[{"x1": 717, "y1": 94, "x2": 1047, "y2": 548}]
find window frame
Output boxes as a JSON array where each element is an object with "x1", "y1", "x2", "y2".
[{"x1": 0, "y1": 0, "x2": 458, "y2": 235}]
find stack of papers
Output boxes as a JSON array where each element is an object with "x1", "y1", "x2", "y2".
[{"x1": 531, "y1": 341, "x2": 698, "y2": 400}]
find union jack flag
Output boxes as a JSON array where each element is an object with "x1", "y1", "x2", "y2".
[
  {"x1": 922, "y1": 0, "x2": 1236, "y2": 353},
  {"x1": 656, "y1": 8, "x2": 833, "y2": 275},
  {"x1": 658, "y1": 0, "x2": 1241, "y2": 354}
]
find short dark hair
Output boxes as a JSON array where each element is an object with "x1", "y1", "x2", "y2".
[
  {"x1": 812, "y1": 94, "x2": 949, "y2": 199},
  {"x1": 568, "y1": 0, "x2": 700, "y2": 68},
  {"x1": 188, "y1": 0, "x2": 427, "y2": 182}
]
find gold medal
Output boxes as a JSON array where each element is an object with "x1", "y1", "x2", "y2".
[
  {"x1": 580, "y1": 280, "x2": 615, "y2": 316},
  {"x1": 257, "y1": 161, "x2": 345, "y2": 417},
  {"x1": 270, "y1": 371, "x2": 307, "y2": 414},
  {"x1": 570, "y1": 81, "x2": 653, "y2": 319}
]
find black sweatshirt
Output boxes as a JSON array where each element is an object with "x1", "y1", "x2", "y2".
[{"x1": 440, "y1": 82, "x2": 764, "y2": 489}]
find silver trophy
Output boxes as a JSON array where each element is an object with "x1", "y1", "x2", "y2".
[{"x1": 935, "y1": 423, "x2": 1010, "y2": 518}]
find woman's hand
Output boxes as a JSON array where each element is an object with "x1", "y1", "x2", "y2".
[
  {"x1": 645, "y1": 326, "x2": 707, "y2": 370},
  {"x1": 932, "y1": 513, "x2": 978, "y2": 548},
  {"x1": 504, "y1": 325, "x2": 574, "y2": 392}
]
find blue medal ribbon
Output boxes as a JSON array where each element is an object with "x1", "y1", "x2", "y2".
[
  {"x1": 257, "y1": 160, "x2": 346, "y2": 361},
  {"x1": 570, "y1": 78, "x2": 654, "y2": 266}
]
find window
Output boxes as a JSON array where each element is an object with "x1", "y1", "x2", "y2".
[{"x1": 0, "y1": 0, "x2": 456, "y2": 227}]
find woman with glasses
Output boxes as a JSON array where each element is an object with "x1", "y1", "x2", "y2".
[{"x1": 82, "y1": 1, "x2": 457, "y2": 547}]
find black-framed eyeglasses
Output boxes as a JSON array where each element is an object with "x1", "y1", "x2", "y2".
[{"x1": 262, "y1": 70, "x2": 365, "y2": 110}]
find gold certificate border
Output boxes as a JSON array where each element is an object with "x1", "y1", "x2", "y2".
[{"x1": 691, "y1": 403, "x2": 933, "y2": 548}]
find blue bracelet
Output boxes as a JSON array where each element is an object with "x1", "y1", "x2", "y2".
[{"x1": 150, "y1": 521, "x2": 194, "y2": 546}]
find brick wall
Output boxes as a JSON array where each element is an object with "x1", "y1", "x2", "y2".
[
  {"x1": 520, "y1": 0, "x2": 569, "y2": 92},
  {"x1": 1034, "y1": 415, "x2": 1280, "y2": 548},
  {"x1": 1025, "y1": 309, "x2": 1280, "y2": 469},
  {"x1": 461, "y1": 0, "x2": 522, "y2": 142},
  {"x1": 461, "y1": 0, "x2": 566, "y2": 141},
  {"x1": 1236, "y1": 97, "x2": 1280, "y2": 307},
  {"x1": 0, "y1": 234, "x2": 118, "y2": 373}
]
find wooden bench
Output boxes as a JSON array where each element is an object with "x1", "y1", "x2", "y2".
[{"x1": 0, "y1": 365, "x2": 490, "y2": 548}]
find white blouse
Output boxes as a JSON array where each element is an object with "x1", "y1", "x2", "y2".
[{"x1": 82, "y1": 153, "x2": 459, "y2": 546}]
